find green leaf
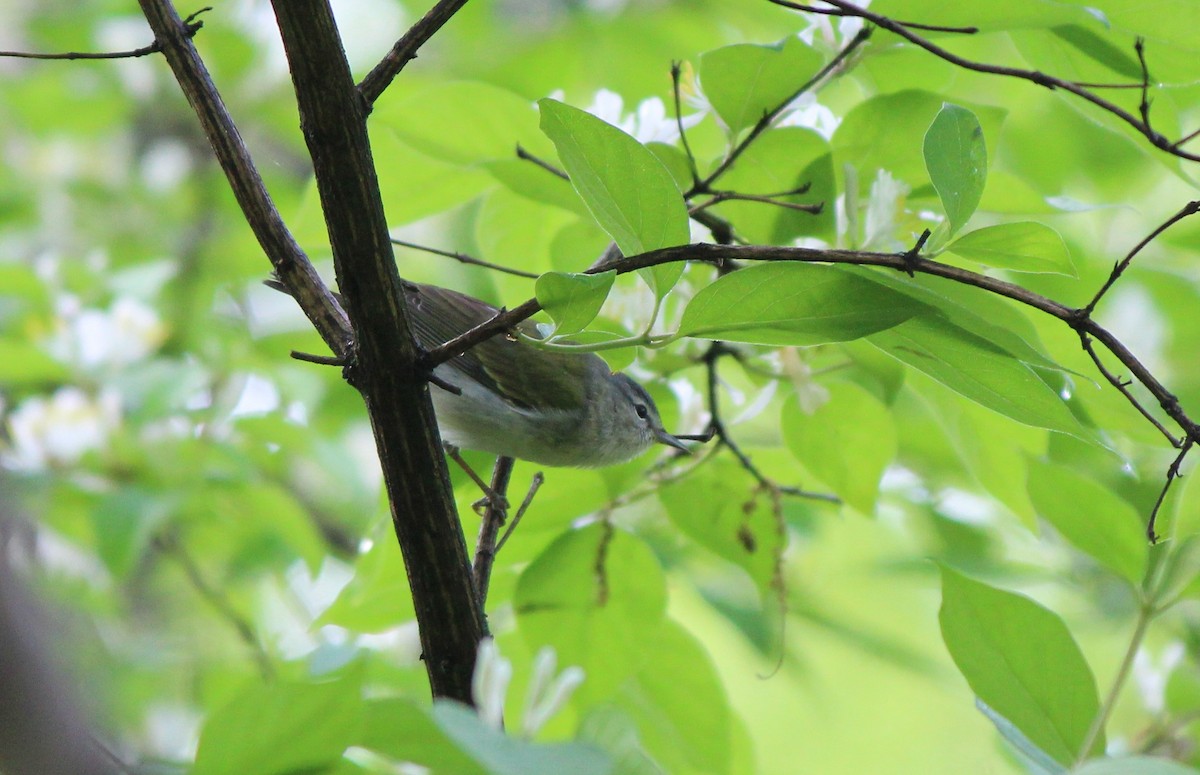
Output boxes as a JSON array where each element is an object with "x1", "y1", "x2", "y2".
[
  {"x1": 844, "y1": 266, "x2": 1064, "y2": 374},
  {"x1": 939, "y1": 567, "x2": 1103, "y2": 765},
  {"x1": 0, "y1": 339, "x2": 69, "y2": 385},
  {"x1": 946, "y1": 222, "x2": 1076, "y2": 275},
  {"x1": 659, "y1": 459, "x2": 783, "y2": 596},
  {"x1": 538, "y1": 99, "x2": 690, "y2": 285},
  {"x1": 975, "y1": 699, "x2": 1067, "y2": 775},
  {"x1": 616, "y1": 620, "x2": 734, "y2": 774},
  {"x1": 677, "y1": 263, "x2": 923, "y2": 346},
  {"x1": 781, "y1": 384, "x2": 896, "y2": 514},
  {"x1": 378, "y1": 81, "x2": 552, "y2": 165},
  {"x1": 699, "y1": 36, "x2": 824, "y2": 135},
  {"x1": 535, "y1": 270, "x2": 616, "y2": 336},
  {"x1": 709, "y1": 127, "x2": 835, "y2": 244},
  {"x1": 1026, "y1": 461, "x2": 1148, "y2": 585},
  {"x1": 515, "y1": 523, "x2": 667, "y2": 701},
  {"x1": 193, "y1": 673, "x2": 363, "y2": 775},
  {"x1": 833, "y1": 90, "x2": 1005, "y2": 187},
  {"x1": 433, "y1": 701, "x2": 613, "y2": 775},
  {"x1": 357, "y1": 698, "x2": 485, "y2": 774},
  {"x1": 1074, "y1": 757, "x2": 1200, "y2": 775},
  {"x1": 319, "y1": 535, "x2": 415, "y2": 632},
  {"x1": 924, "y1": 103, "x2": 987, "y2": 235},
  {"x1": 868, "y1": 316, "x2": 1085, "y2": 437}
]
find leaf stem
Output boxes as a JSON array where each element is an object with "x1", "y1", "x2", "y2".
[{"x1": 1076, "y1": 601, "x2": 1156, "y2": 763}]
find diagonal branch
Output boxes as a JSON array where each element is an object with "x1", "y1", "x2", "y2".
[
  {"x1": 137, "y1": 0, "x2": 350, "y2": 356},
  {"x1": 359, "y1": 0, "x2": 472, "y2": 106},
  {"x1": 770, "y1": 0, "x2": 1200, "y2": 162}
]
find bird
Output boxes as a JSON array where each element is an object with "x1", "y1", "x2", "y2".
[{"x1": 268, "y1": 278, "x2": 688, "y2": 467}]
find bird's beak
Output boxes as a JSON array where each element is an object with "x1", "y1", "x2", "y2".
[{"x1": 655, "y1": 427, "x2": 691, "y2": 453}]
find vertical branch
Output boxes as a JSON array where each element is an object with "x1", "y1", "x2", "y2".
[{"x1": 268, "y1": 0, "x2": 484, "y2": 701}]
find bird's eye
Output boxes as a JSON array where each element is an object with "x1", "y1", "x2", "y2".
[{"x1": 634, "y1": 403, "x2": 649, "y2": 420}]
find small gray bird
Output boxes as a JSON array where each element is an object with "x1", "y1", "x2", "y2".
[{"x1": 271, "y1": 279, "x2": 687, "y2": 467}]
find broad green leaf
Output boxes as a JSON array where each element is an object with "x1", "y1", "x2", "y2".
[
  {"x1": 538, "y1": 99, "x2": 689, "y2": 298},
  {"x1": 924, "y1": 104, "x2": 987, "y2": 236},
  {"x1": 781, "y1": 385, "x2": 896, "y2": 514},
  {"x1": 947, "y1": 222, "x2": 1076, "y2": 276},
  {"x1": 484, "y1": 158, "x2": 591, "y2": 217},
  {"x1": 378, "y1": 81, "x2": 552, "y2": 165},
  {"x1": 699, "y1": 36, "x2": 824, "y2": 135},
  {"x1": 1074, "y1": 757, "x2": 1200, "y2": 775},
  {"x1": 91, "y1": 488, "x2": 173, "y2": 578},
  {"x1": 834, "y1": 90, "x2": 1005, "y2": 187},
  {"x1": 1027, "y1": 461, "x2": 1148, "y2": 585},
  {"x1": 939, "y1": 567, "x2": 1103, "y2": 765},
  {"x1": 578, "y1": 706, "x2": 661, "y2": 775},
  {"x1": 319, "y1": 534, "x2": 415, "y2": 632},
  {"x1": 710, "y1": 127, "x2": 835, "y2": 244},
  {"x1": 1154, "y1": 535, "x2": 1200, "y2": 608},
  {"x1": 975, "y1": 699, "x2": 1067, "y2": 775},
  {"x1": 868, "y1": 316, "x2": 1086, "y2": 437},
  {"x1": 677, "y1": 263, "x2": 923, "y2": 346},
  {"x1": 515, "y1": 523, "x2": 667, "y2": 701},
  {"x1": 659, "y1": 459, "x2": 783, "y2": 596},
  {"x1": 357, "y1": 698, "x2": 485, "y2": 774},
  {"x1": 0, "y1": 339, "x2": 70, "y2": 384},
  {"x1": 843, "y1": 266, "x2": 1064, "y2": 374},
  {"x1": 535, "y1": 270, "x2": 616, "y2": 336},
  {"x1": 617, "y1": 620, "x2": 734, "y2": 774},
  {"x1": 432, "y1": 701, "x2": 613, "y2": 775},
  {"x1": 193, "y1": 673, "x2": 363, "y2": 775}
]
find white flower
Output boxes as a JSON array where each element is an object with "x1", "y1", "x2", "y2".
[
  {"x1": 472, "y1": 638, "x2": 513, "y2": 731},
  {"x1": 46, "y1": 295, "x2": 166, "y2": 370},
  {"x1": 4, "y1": 387, "x2": 121, "y2": 471},
  {"x1": 1133, "y1": 642, "x2": 1185, "y2": 714},
  {"x1": 470, "y1": 640, "x2": 585, "y2": 737},
  {"x1": 522, "y1": 647, "x2": 585, "y2": 738},
  {"x1": 584, "y1": 88, "x2": 703, "y2": 145},
  {"x1": 862, "y1": 169, "x2": 911, "y2": 251},
  {"x1": 777, "y1": 92, "x2": 841, "y2": 139}
]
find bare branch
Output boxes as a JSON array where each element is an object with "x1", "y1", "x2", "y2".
[
  {"x1": 137, "y1": 0, "x2": 350, "y2": 356},
  {"x1": 770, "y1": 0, "x2": 1200, "y2": 162},
  {"x1": 359, "y1": 0, "x2": 472, "y2": 106},
  {"x1": 1083, "y1": 200, "x2": 1200, "y2": 315},
  {"x1": 392, "y1": 238, "x2": 539, "y2": 279}
]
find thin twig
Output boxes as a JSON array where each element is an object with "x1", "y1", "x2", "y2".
[
  {"x1": 1076, "y1": 332, "x2": 1178, "y2": 446},
  {"x1": 1147, "y1": 438, "x2": 1194, "y2": 542},
  {"x1": 495, "y1": 472, "x2": 545, "y2": 554},
  {"x1": 156, "y1": 533, "x2": 275, "y2": 680},
  {"x1": 0, "y1": 8, "x2": 208, "y2": 60},
  {"x1": 670, "y1": 60, "x2": 703, "y2": 188},
  {"x1": 1083, "y1": 200, "x2": 1200, "y2": 315},
  {"x1": 768, "y1": 0, "x2": 978, "y2": 33},
  {"x1": 697, "y1": 191, "x2": 823, "y2": 215},
  {"x1": 769, "y1": 0, "x2": 1200, "y2": 162},
  {"x1": 473, "y1": 456, "x2": 515, "y2": 609},
  {"x1": 358, "y1": 0, "x2": 471, "y2": 106},
  {"x1": 392, "y1": 238, "x2": 539, "y2": 279},
  {"x1": 695, "y1": 25, "x2": 872, "y2": 193},
  {"x1": 704, "y1": 342, "x2": 840, "y2": 503},
  {"x1": 515, "y1": 144, "x2": 570, "y2": 180}
]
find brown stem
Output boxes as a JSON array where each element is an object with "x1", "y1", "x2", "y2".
[
  {"x1": 270, "y1": 0, "x2": 483, "y2": 702},
  {"x1": 137, "y1": 0, "x2": 350, "y2": 356}
]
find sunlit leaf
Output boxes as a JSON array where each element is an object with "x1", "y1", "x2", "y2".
[
  {"x1": 699, "y1": 36, "x2": 824, "y2": 135},
  {"x1": 677, "y1": 263, "x2": 923, "y2": 345},
  {"x1": 939, "y1": 567, "x2": 1103, "y2": 765},
  {"x1": 924, "y1": 103, "x2": 987, "y2": 235}
]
